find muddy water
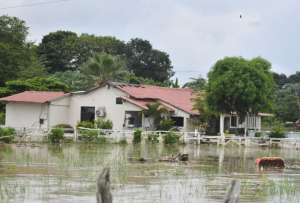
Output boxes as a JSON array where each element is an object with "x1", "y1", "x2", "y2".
[{"x1": 0, "y1": 143, "x2": 300, "y2": 203}]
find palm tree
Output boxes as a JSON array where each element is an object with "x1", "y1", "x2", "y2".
[{"x1": 80, "y1": 52, "x2": 127, "y2": 86}]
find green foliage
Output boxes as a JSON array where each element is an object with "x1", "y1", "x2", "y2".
[
  {"x1": 274, "y1": 83, "x2": 300, "y2": 122},
  {"x1": 0, "y1": 15, "x2": 41, "y2": 85},
  {"x1": 76, "y1": 121, "x2": 95, "y2": 129},
  {"x1": 147, "y1": 133, "x2": 159, "y2": 143},
  {"x1": 272, "y1": 72, "x2": 288, "y2": 88},
  {"x1": 80, "y1": 52, "x2": 127, "y2": 86},
  {"x1": 48, "y1": 128, "x2": 64, "y2": 143},
  {"x1": 54, "y1": 123, "x2": 72, "y2": 128},
  {"x1": 288, "y1": 71, "x2": 300, "y2": 84},
  {"x1": 0, "y1": 127, "x2": 15, "y2": 143},
  {"x1": 207, "y1": 57, "x2": 275, "y2": 116},
  {"x1": 269, "y1": 122, "x2": 286, "y2": 138},
  {"x1": 255, "y1": 132, "x2": 262, "y2": 137},
  {"x1": 125, "y1": 38, "x2": 174, "y2": 83},
  {"x1": 183, "y1": 75, "x2": 207, "y2": 91},
  {"x1": 51, "y1": 70, "x2": 93, "y2": 91},
  {"x1": 4, "y1": 77, "x2": 69, "y2": 94},
  {"x1": 133, "y1": 129, "x2": 142, "y2": 144},
  {"x1": 118, "y1": 138, "x2": 128, "y2": 145},
  {"x1": 38, "y1": 31, "x2": 79, "y2": 73},
  {"x1": 143, "y1": 102, "x2": 169, "y2": 130},
  {"x1": 158, "y1": 119, "x2": 175, "y2": 131},
  {"x1": 95, "y1": 118, "x2": 113, "y2": 129},
  {"x1": 0, "y1": 112, "x2": 5, "y2": 124},
  {"x1": 79, "y1": 130, "x2": 98, "y2": 142},
  {"x1": 163, "y1": 131, "x2": 180, "y2": 144}
]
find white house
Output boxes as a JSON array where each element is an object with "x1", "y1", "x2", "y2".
[
  {"x1": 0, "y1": 82, "x2": 268, "y2": 135},
  {"x1": 0, "y1": 83, "x2": 200, "y2": 132}
]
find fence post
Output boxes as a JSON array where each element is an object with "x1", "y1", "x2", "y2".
[
  {"x1": 224, "y1": 180, "x2": 240, "y2": 203},
  {"x1": 96, "y1": 167, "x2": 112, "y2": 203}
]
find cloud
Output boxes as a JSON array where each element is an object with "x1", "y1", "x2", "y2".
[{"x1": 1, "y1": 0, "x2": 300, "y2": 83}]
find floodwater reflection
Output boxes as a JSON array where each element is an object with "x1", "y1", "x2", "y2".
[{"x1": 0, "y1": 143, "x2": 300, "y2": 202}]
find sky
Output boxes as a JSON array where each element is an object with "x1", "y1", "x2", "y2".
[{"x1": 1, "y1": 0, "x2": 300, "y2": 84}]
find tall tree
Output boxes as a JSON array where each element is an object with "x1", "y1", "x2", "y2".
[
  {"x1": 125, "y1": 38, "x2": 174, "y2": 82},
  {"x1": 206, "y1": 56, "x2": 275, "y2": 117},
  {"x1": 288, "y1": 71, "x2": 300, "y2": 84},
  {"x1": 0, "y1": 15, "x2": 34, "y2": 85},
  {"x1": 38, "y1": 31, "x2": 79, "y2": 73},
  {"x1": 80, "y1": 52, "x2": 127, "y2": 86},
  {"x1": 275, "y1": 83, "x2": 300, "y2": 122},
  {"x1": 76, "y1": 34, "x2": 126, "y2": 65},
  {"x1": 272, "y1": 72, "x2": 288, "y2": 88}
]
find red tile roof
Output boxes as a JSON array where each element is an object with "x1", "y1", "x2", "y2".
[
  {"x1": 0, "y1": 91, "x2": 66, "y2": 103},
  {"x1": 115, "y1": 84, "x2": 199, "y2": 115}
]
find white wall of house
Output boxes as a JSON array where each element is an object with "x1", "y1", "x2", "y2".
[
  {"x1": 5, "y1": 102, "x2": 48, "y2": 129},
  {"x1": 68, "y1": 85, "x2": 143, "y2": 130},
  {"x1": 48, "y1": 96, "x2": 70, "y2": 128}
]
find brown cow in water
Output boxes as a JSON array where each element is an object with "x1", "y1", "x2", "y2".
[{"x1": 256, "y1": 157, "x2": 285, "y2": 169}]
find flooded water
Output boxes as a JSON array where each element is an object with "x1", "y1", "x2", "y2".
[{"x1": 1, "y1": 143, "x2": 300, "y2": 203}]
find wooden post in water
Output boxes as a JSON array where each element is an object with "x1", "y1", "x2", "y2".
[
  {"x1": 224, "y1": 180, "x2": 240, "y2": 203},
  {"x1": 96, "y1": 167, "x2": 112, "y2": 203}
]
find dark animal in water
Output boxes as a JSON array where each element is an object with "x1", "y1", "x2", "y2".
[
  {"x1": 256, "y1": 157, "x2": 285, "y2": 169},
  {"x1": 96, "y1": 167, "x2": 112, "y2": 203}
]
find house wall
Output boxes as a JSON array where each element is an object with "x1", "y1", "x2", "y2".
[
  {"x1": 5, "y1": 102, "x2": 48, "y2": 129},
  {"x1": 48, "y1": 96, "x2": 70, "y2": 128},
  {"x1": 68, "y1": 85, "x2": 143, "y2": 130}
]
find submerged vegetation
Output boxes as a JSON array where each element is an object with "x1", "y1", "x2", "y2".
[{"x1": 48, "y1": 128, "x2": 64, "y2": 143}]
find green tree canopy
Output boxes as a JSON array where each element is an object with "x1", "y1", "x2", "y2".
[
  {"x1": 38, "y1": 31, "x2": 79, "y2": 73},
  {"x1": 125, "y1": 38, "x2": 174, "y2": 82},
  {"x1": 288, "y1": 71, "x2": 300, "y2": 84},
  {"x1": 272, "y1": 72, "x2": 288, "y2": 88},
  {"x1": 275, "y1": 83, "x2": 300, "y2": 122},
  {"x1": 183, "y1": 76, "x2": 207, "y2": 90},
  {"x1": 206, "y1": 57, "x2": 275, "y2": 116},
  {"x1": 0, "y1": 15, "x2": 41, "y2": 85},
  {"x1": 80, "y1": 52, "x2": 127, "y2": 86}
]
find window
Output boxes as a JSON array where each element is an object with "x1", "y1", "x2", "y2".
[
  {"x1": 171, "y1": 117, "x2": 184, "y2": 127},
  {"x1": 81, "y1": 106, "x2": 95, "y2": 122},
  {"x1": 125, "y1": 111, "x2": 142, "y2": 128},
  {"x1": 116, "y1": 97, "x2": 123, "y2": 104}
]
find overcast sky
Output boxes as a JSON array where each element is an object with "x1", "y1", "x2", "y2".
[{"x1": 1, "y1": 0, "x2": 300, "y2": 83}]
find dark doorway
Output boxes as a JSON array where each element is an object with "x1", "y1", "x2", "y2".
[{"x1": 81, "y1": 106, "x2": 95, "y2": 122}]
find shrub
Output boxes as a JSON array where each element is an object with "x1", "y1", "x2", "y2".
[
  {"x1": 96, "y1": 136, "x2": 107, "y2": 144},
  {"x1": 0, "y1": 127, "x2": 15, "y2": 143},
  {"x1": 133, "y1": 129, "x2": 142, "y2": 144},
  {"x1": 79, "y1": 130, "x2": 98, "y2": 142},
  {"x1": 49, "y1": 128, "x2": 64, "y2": 143},
  {"x1": 0, "y1": 112, "x2": 5, "y2": 125},
  {"x1": 119, "y1": 138, "x2": 128, "y2": 145},
  {"x1": 269, "y1": 122, "x2": 286, "y2": 138},
  {"x1": 255, "y1": 132, "x2": 262, "y2": 137},
  {"x1": 54, "y1": 123, "x2": 72, "y2": 128},
  {"x1": 76, "y1": 121, "x2": 95, "y2": 129},
  {"x1": 158, "y1": 119, "x2": 175, "y2": 131},
  {"x1": 95, "y1": 118, "x2": 113, "y2": 129},
  {"x1": 147, "y1": 133, "x2": 159, "y2": 143},
  {"x1": 163, "y1": 131, "x2": 180, "y2": 144}
]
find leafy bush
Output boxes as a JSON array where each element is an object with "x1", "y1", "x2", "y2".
[
  {"x1": 0, "y1": 127, "x2": 15, "y2": 143},
  {"x1": 79, "y1": 130, "x2": 98, "y2": 142},
  {"x1": 119, "y1": 138, "x2": 128, "y2": 145},
  {"x1": 269, "y1": 122, "x2": 286, "y2": 138},
  {"x1": 133, "y1": 129, "x2": 142, "y2": 144},
  {"x1": 95, "y1": 118, "x2": 113, "y2": 129},
  {"x1": 77, "y1": 121, "x2": 95, "y2": 129},
  {"x1": 0, "y1": 112, "x2": 5, "y2": 125},
  {"x1": 96, "y1": 136, "x2": 107, "y2": 144},
  {"x1": 54, "y1": 123, "x2": 72, "y2": 128},
  {"x1": 147, "y1": 133, "x2": 159, "y2": 143},
  {"x1": 49, "y1": 128, "x2": 64, "y2": 143},
  {"x1": 255, "y1": 132, "x2": 262, "y2": 137},
  {"x1": 158, "y1": 119, "x2": 175, "y2": 131},
  {"x1": 163, "y1": 131, "x2": 180, "y2": 144}
]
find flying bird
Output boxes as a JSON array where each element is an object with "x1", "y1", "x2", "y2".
[{"x1": 240, "y1": 14, "x2": 242, "y2": 19}]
